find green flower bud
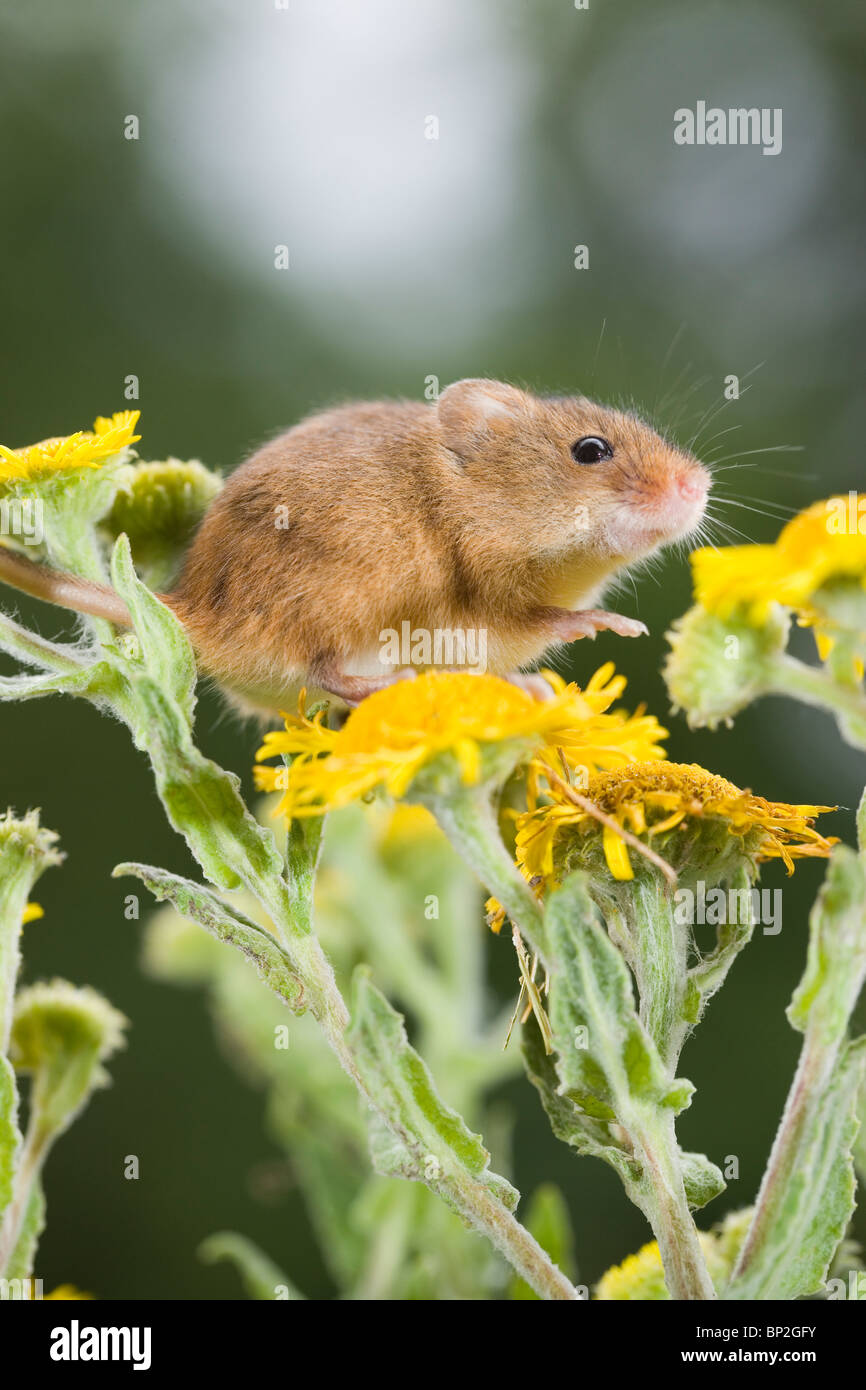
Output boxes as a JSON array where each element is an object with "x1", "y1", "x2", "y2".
[
  {"x1": 0, "y1": 810, "x2": 62, "y2": 867},
  {"x1": 10, "y1": 981, "x2": 127, "y2": 1140},
  {"x1": 664, "y1": 603, "x2": 790, "y2": 730},
  {"x1": 104, "y1": 459, "x2": 223, "y2": 589}
]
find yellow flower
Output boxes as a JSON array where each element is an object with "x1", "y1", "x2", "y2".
[
  {"x1": 378, "y1": 802, "x2": 442, "y2": 849},
  {"x1": 595, "y1": 1236, "x2": 725, "y2": 1300},
  {"x1": 532, "y1": 665, "x2": 667, "y2": 796},
  {"x1": 516, "y1": 760, "x2": 836, "y2": 884},
  {"x1": 0, "y1": 411, "x2": 141, "y2": 482},
  {"x1": 595, "y1": 1240, "x2": 670, "y2": 1300},
  {"x1": 254, "y1": 667, "x2": 667, "y2": 820},
  {"x1": 691, "y1": 496, "x2": 866, "y2": 625},
  {"x1": 44, "y1": 1285, "x2": 93, "y2": 1300},
  {"x1": 595, "y1": 1210, "x2": 754, "y2": 1299},
  {"x1": 22, "y1": 902, "x2": 43, "y2": 925}
]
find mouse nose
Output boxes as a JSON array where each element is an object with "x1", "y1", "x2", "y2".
[{"x1": 676, "y1": 470, "x2": 709, "y2": 503}]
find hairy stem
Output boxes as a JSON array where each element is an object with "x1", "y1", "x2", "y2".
[
  {"x1": 768, "y1": 655, "x2": 866, "y2": 748},
  {"x1": 728, "y1": 1031, "x2": 827, "y2": 1284},
  {"x1": 628, "y1": 1109, "x2": 716, "y2": 1301}
]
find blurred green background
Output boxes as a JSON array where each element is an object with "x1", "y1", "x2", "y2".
[{"x1": 1, "y1": 0, "x2": 864, "y2": 1298}]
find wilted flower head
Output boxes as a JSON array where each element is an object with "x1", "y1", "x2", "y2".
[{"x1": 516, "y1": 761, "x2": 836, "y2": 885}]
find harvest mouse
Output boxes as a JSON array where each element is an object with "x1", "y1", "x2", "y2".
[{"x1": 0, "y1": 379, "x2": 710, "y2": 714}]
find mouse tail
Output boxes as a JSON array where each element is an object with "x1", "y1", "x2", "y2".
[{"x1": 0, "y1": 543, "x2": 133, "y2": 627}]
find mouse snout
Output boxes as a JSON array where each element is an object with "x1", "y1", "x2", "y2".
[{"x1": 676, "y1": 469, "x2": 709, "y2": 503}]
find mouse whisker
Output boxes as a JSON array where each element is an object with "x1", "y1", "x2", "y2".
[
  {"x1": 701, "y1": 513, "x2": 760, "y2": 545},
  {"x1": 707, "y1": 444, "x2": 804, "y2": 468},
  {"x1": 711, "y1": 496, "x2": 799, "y2": 519}
]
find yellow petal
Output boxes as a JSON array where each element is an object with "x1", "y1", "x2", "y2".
[{"x1": 602, "y1": 823, "x2": 634, "y2": 880}]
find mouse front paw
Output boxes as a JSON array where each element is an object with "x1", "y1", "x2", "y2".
[{"x1": 549, "y1": 608, "x2": 649, "y2": 642}]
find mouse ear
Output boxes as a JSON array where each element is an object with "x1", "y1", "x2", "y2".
[{"x1": 437, "y1": 379, "x2": 532, "y2": 458}]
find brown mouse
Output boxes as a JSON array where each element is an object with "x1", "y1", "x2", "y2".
[{"x1": 0, "y1": 379, "x2": 710, "y2": 713}]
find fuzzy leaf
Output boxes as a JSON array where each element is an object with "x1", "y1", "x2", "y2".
[
  {"x1": 347, "y1": 966, "x2": 518, "y2": 1212},
  {"x1": 0, "y1": 1059, "x2": 19, "y2": 1225},
  {"x1": 126, "y1": 677, "x2": 288, "y2": 895},
  {"x1": 788, "y1": 846, "x2": 866, "y2": 1039},
  {"x1": 0, "y1": 611, "x2": 84, "y2": 675},
  {"x1": 114, "y1": 863, "x2": 305, "y2": 1012},
  {"x1": 199, "y1": 1231, "x2": 304, "y2": 1301},
  {"x1": 522, "y1": 1022, "x2": 639, "y2": 1183},
  {"x1": 680, "y1": 1151, "x2": 726, "y2": 1211},
  {"x1": 110, "y1": 533, "x2": 197, "y2": 723},
  {"x1": 0, "y1": 660, "x2": 124, "y2": 706},
  {"x1": 3, "y1": 1180, "x2": 45, "y2": 1281},
  {"x1": 546, "y1": 873, "x2": 691, "y2": 1120},
  {"x1": 727, "y1": 847, "x2": 866, "y2": 1300},
  {"x1": 727, "y1": 1038, "x2": 866, "y2": 1299}
]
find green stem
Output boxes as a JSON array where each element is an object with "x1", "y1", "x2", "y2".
[
  {"x1": 415, "y1": 783, "x2": 548, "y2": 961},
  {"x1": 0, "y1": 611, "x2": 84, "y2": 675},
  {"x1": 606, "y1": 883, "x2": 687, "y2": 1073},
  {"x1": 446, "y1": 1167, "x2": 580, "y2": 1300},
  {"x1": 134, "y1": 713, "x2": 576, "y2": 1298},
  {"x1": 768, "y1": 655, "x2": 866, "y2": 749},
  {"x1": 42, "y1": 504, "x2": 115, "y2": 648},
  {"x1": 627, "y1": 1108, "x2": 716, "y2": 1301},
  {"x1": 728, "y1": 1028, "x2": 829, "y2": 1285}
]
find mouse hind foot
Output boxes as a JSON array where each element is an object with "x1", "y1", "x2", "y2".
[{"x1": 310, "y1": 655, "x2": 417, "y2": 707}]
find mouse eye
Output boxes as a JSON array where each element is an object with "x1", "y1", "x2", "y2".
[{"x1": 571, "y1": 436, "x2": 614, "y2": 465}]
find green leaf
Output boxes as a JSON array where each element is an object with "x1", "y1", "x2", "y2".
[
  {"x1": 727, "y1": 1038, "x2": 866, "y2": 1300},
  {"x1": 788, "y1": 846, "x2": 866, "y2": 1039},
  {"x1": 0, "y1": 812, "x2": 63, "y2": 1227},
  {"x1": 347, "y1": 966, "x2": 518, "y2": 1212},
  {"x1": 680, "y1": 1151, "x2": 726, "y2": 1211},
  {"x1": 521, "y1": 1021, "x2": 639, "y2": 1184},
  {"x1": 0, "y1": 1059, "x2": 20, "y2": 1224},
  {"x1": 4, "y1": 1180, "x2": 45, "y2": 1281},
  {"x1": 727, "y1": 846, "x2": 866, "y2": 1300},
  {"x1": 545, "y1": 873, "x2": 690, "y2": 1120},
  {"x1": 126, "y1": 676, "x2": 288, "y2": 895},
  {"x1": 199, "y1": 1231, "x2": 304, "y2": 1301},
  {"x1": 113, "y1": 863, "x2": 305, "y2": 1012},
  {"x1": 0, "y1": 661, "x2": 124, "y2": 706},
  {"x1": 0, "y1": 611, "x2": 84, "y2": 675},
  {"x1": 110, "y1": 533, "x2": 197, "y2": 723},
  {"x1": 508, "y1": 1184, "x2": 577, "y2": 1300}
]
